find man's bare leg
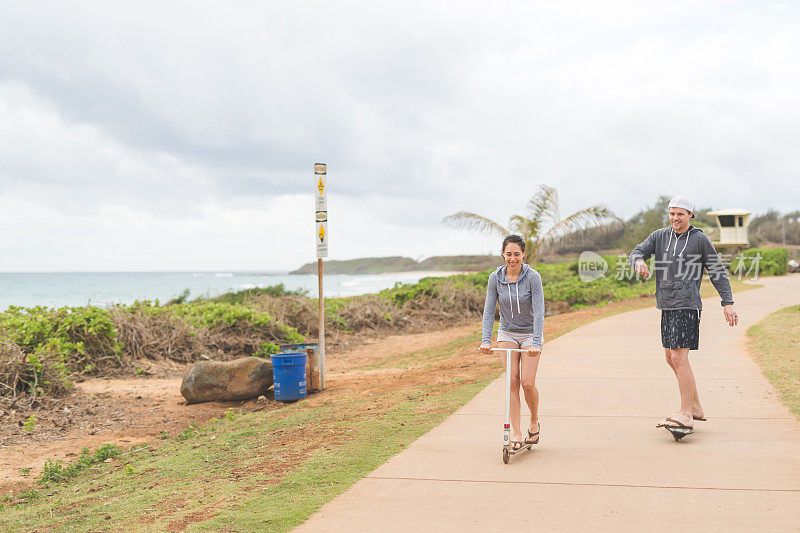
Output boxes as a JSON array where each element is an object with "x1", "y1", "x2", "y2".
[
  {"x1": 664, "y1": 348, "x2": 697, "y2": 426},
  {"x1": 664, "y1": 348, "x2": 704, "y2": 419}
]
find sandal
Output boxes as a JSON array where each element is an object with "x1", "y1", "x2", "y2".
[
  {"x1": 510, "y1": 440, "x2": 524, "y2": 451},
  {"x1": 525, "y1": 423, "x2": 540, "y2": 445},
  {"x1": 657, "y1": 416, "x2": 693, "y2": 429}
]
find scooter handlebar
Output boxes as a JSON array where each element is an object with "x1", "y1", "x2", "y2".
[{"x1": 489, "y1": 348, "x2": 528, "y2": 353}]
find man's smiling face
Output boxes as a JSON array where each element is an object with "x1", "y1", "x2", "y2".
[{"x1": 669, "y1": 207, "x2": 692, "y2": 233}]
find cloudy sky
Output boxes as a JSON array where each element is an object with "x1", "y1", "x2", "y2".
[{"x1": 1, "y1": 1, "x2": 798, "y2": 271}]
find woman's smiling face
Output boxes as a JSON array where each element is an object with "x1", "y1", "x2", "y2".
[{"x1": 502, "y1": 242, "x2": 524, "y2": 269}]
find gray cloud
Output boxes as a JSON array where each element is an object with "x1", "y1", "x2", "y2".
[{"x1": 0, "y1": 1, "x2": 798, "y2": 270}]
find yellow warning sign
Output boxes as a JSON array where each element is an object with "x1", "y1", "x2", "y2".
[
  {"x1": 316, "y1": 220, "x2": 328, "y2": 258},
  {"x1": 317, "y1": 177, "x2": 325, "y2": 195}
]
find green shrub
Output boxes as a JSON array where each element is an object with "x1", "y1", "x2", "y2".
[
  {"x1": 255, "y1": 342, "x2": 279, "y2": 357},
  {"x1": 0, "y1": 306, "x2": 122, "y2": 374},
  {"x1": 38, "y1": 444, "x2": 121, "y2": 484},
  {"x1": 378, "y1": 260, "x2": 653, "y2": 310},
  {"x1": 38, "y1": 459, "x2": 69, "y2": 483},
  {"x1": 324, "y1": 298, "x2": 349, "y2": 330},
  {"x1": 166, "y1": 289, "x2": 192, "y2": 305},
  {"x1": 0, "y1": 306, "x2": 123, "y2": 396},
  {"x1": 379, "y1": 271, "x2": 491, "y2": 306},
  {"x1": 176, "y1": 423, "x2": 206, "y2": 441},
  {"x1": 205, "y1": 284, "x2": 307, "y2": 304},
  {"x1": 22, "y1": 415, "x2": 37, "y2": 432},
  {"x1": 167, "y1": 301, "x2": 302, "y2": 343},
  {"x1": 1, "y1": 300, "x2": 303, "y2": 399},
  {"x1": 735, "y1": 247, "x2": 788, "y2": 277}
]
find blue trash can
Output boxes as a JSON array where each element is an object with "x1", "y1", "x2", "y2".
[{"x1": 271, "y1": 352, "x2": 307, "y2": 401}]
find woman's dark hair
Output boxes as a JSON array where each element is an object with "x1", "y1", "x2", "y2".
[{"x1": 501, "y1": 234, "x2": 526, "y2": 253}]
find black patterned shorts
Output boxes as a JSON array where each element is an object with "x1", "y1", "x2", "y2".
[{"x1": 661, "y1": 309, "x2": 701, "y2": 350}]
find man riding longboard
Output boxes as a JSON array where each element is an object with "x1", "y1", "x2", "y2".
[{"x1": 629, "y1": 196, "x2": 738, "y2": 432}]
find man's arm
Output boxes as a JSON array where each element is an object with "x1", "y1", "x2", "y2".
[
  {"x1": 700, "y1": 234, "x2": 734, "y2": 305},
  {"x1": 629, "y1": 230, "x2": 658, "y2": 278},
  {"x1": 700, "y1": 233, "x2": 738, "y2": 326}
]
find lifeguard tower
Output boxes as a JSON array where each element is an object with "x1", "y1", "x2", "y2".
[{"x1": 703, "y1": 209, "x2": 751, "y2": 248}]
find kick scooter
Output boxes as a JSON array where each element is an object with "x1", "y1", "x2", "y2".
[{"x1": 491, "y1": 348, "x2": 534, "y2": 464}]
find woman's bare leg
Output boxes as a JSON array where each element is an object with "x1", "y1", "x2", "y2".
[
  {"x1": 520, "y1": 347, "x2": 541, "y2": 438},
  {"x1": 498, "y1": 341, "x2": 523, "y2": 443}
]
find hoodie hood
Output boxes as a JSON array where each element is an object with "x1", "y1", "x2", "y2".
[
  {"x1": 495, "y1": 263, "x2": 531, "y2": 320},
  {"x1": 496, "y1": 262, "x2": 530, "y2": 284},
  {"x1": 665, "y1": 225, "x2": 700, "y2": 258}
]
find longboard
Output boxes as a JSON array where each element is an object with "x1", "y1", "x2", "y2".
[{"x1": 664, "y1": 426, "x2": 694, "y2": 441}]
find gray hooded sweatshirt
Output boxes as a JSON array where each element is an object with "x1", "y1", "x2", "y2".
[
  {"x1": 481, "y1": 263, "x2": 545, "y2": 347},
  {"x1": 629, "y1": 225, "x2": 734, "y2": 311}
]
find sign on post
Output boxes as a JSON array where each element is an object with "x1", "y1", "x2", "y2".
[{"x1": 315, "y1": 164, "x2": 328, "y2": 259}]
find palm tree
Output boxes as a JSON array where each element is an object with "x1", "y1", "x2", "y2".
[{"x1": 442, "y1": 185, "x2": 621, "y2": 264}]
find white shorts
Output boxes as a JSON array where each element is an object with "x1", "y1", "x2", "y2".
[{"x1": 497, "y1": 329, "x2": 537, "y2": 348}]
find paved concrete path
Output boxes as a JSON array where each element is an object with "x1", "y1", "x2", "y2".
[{"x1": 296, "y1": 275, "x2": 800, "y2": 532}]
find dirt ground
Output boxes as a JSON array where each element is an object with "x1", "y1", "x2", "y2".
[
  {"x1": 0, "y1": 323, "x2": 480, "y2": 491},
  {"x1": 0, "y1": 299, "x2": 652, "y2": 493}
]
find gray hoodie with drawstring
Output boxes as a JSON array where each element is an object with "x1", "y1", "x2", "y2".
[
  {"x1": 629, "y1": 225, "x2": 734, "y2": 311},
  {"x1": 481, "y1": 263, "x2": 545, "y2": 347}
]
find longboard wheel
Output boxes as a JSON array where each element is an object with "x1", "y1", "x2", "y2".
[{"x1": 502, "y1": 448, "x2": 509, "y2": 464}]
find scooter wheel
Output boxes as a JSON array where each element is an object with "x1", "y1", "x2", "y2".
[{"x1": 502, "y1": 448, "x2": 509, "y2": 464}]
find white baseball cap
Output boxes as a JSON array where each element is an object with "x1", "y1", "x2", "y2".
[{"x1": 668, "y1": 195, "x2": 695, "y2": 218}]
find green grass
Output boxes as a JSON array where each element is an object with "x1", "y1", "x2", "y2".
[
  {"x1": 193, "y1": 381, "x2": 491, "y2": 531},
  {"x1": 0, "y1": 378, "x2": 493, "y2": 532},
  {"x1": 747, "y1": 305, "x2": 800, "y2": 420}
]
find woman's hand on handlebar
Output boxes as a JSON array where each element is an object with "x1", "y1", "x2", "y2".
[
  {"x1": 479, "y1": 343, "x2": 493, "y2": 354},
  {"x1": 526, "y1": 346, "x2": 542, "y2": 357}
]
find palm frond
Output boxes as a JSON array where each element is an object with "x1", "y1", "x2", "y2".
[
  {"x1": 508, "y1": 214, "x2": 537, "y2": 238},
  {"x1": 507, "y1": 215, "x2": 542, "y2": 263},
  {"x1": 525, "y1": 185, "x2": 561, "y2": 231},
  {"x1": 539, "y1": 206, "x2": 622, "y2": 254},
  {"x1": 442, "y1": 212, "x2": 510, "y2": 237}
]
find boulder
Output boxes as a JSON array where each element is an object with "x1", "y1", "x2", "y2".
[{"x1": 180, "y1": 357, "x2": 273, "y2": 404}]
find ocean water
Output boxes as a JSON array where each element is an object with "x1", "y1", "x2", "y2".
[{"x1": 0, "y1": 271, "x2": 458, "y2": 311}]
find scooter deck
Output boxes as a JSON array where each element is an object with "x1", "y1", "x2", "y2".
[
  {"x1": 665, "y1": 426, "x2": 694, "y2": 441},
  {"x1": 502, "y1": 443, "x2": 533, "y2": 463},
  {"x1": 507, "y1": 443, "x2": 533, "y2": 455}
]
